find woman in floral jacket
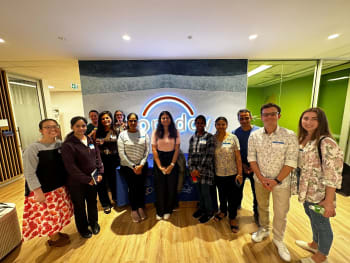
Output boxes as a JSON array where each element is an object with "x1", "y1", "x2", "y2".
[{"x1": 295, "y1": 107, "x2": 343, "y2": 263}]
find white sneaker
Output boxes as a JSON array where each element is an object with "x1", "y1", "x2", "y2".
[
  {"x1": 251, "y1": 227, "x2": 269, "y2": 242},
  {"x1": 156, "y1": 214, "x2": 162, "y2": 220},
  {"x1": 273, "y1": 239, "x2": 291, "y2": 262},
  {"x1": 295, "y1": 240, "x2": 317, "y2": 253},
  {"x1": 163, "y1": 213, "x2": 170, "y2": 220}
]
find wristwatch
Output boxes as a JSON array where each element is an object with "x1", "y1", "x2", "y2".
[
  {"x1": 274, "y1": 178, "x2": 282, "y2": 185},
  {"x1": 170, "y1": 162, "x2": 175, "y2": 167}
]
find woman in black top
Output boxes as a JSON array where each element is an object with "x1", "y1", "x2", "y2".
[
  {"x1": 95, "y1": 111, "x2": 120, "y2": 213},
  {"x1": 62, "y1": 116, "x2": 103, "y2": 238}
]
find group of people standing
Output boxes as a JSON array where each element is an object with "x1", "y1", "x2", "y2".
[{"x1": 21, "y1": 103, "x2": 343, "y2": 263}]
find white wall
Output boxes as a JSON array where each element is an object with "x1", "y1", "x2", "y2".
[{"x1": 50, "y1": 91, "x2": 84, "y2": 137}]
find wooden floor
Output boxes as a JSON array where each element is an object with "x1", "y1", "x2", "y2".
[{"x1": 1, "y1": 177, "x2": 349, "y2": 263}]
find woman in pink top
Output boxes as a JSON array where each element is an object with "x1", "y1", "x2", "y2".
[{"x1": 151, "y1": 111, "x2": 180, "y2": 220}]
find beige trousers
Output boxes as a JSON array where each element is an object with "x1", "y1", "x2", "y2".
[{"x1": 255, "y1": 181, "x2": 291, "y2": 241}]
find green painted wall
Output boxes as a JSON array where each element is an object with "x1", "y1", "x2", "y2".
[
  {"x1": 318, "y1": 68, "x2": 350, "y2": 139},
  {"x1": 247, "y1": 74, "x2": 314, "y2": 132},
  {"x1": 246, "y1": 87, "x2": 264, "y2": 127}
]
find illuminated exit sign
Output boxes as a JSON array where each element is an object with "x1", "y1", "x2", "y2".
[{"x1": 71, "y1": 83, "x2": 79, "y2": 90}]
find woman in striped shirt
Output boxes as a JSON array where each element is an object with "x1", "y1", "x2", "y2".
[{"x1": 118, "y1": 113, "x2": 150, "y2": 222}]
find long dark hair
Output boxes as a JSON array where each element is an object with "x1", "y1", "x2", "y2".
[
  {"x1": 96, "y1": 111, "x2": 114, "y2": 138},
  {"x1": 298, "y1": 107, "x2": 333, "y2": 144},
  {"x1": 155, "y1": 111, "x2": 177, "y2": 139}
]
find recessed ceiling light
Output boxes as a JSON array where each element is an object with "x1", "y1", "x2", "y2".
[
  {"x1": 0, "y1": 38, "x2": 5, "y2": 43},
  {"x1": 328, "y1": 34, "x2": 339, "y2": 40},
  {"x1": 248, "y1": 65, "x2": 272, "y2": 77},
  {"x1": 249, "y1": 34, "x2": 258, "y2": 40},
  {"x1": 122, "y1": 34, "x2": 131, "y2": 41},
  {"x1": 48, "y1": 85, "x2": 55, "y2": 89}
]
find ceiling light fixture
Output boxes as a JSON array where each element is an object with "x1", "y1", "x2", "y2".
[
  {"x1": 328, "y1": 76, "x2": 349, "y2": 82},
  {"x1": 0, "y1": 38, "x2": 5, "y2": 43},
  {"x1": 48, "y1": 85, "x2": 55, "y2": 89},
  {"x1": 249, "y1": 34, "x2": 258, "y2": 40},
  {"x1": 248, "y1": 65, "x2": 272, "y2": 77},
  {"x1": 122, "y1": 34, "x2": 131, "y2": 41},
  {"x1": 328, "y1": 34, "x2": 339, "y2": 40}
]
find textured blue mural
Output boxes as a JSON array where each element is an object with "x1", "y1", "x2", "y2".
[{"x1": 79, "y1": 60, "x2": 247, "y2": 95}]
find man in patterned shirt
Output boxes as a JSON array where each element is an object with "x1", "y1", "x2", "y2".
[
  {"x1": 248, "y1": 103, "x2": 298, "y2": 262},
  {"x1": 188, "y1": 115, "x2": 216, "y2": 223}
]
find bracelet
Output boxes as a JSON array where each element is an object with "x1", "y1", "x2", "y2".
[{"x1": 170, "y1": 162, "x2": 175, "y2": 167}]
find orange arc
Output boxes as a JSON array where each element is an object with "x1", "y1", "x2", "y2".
[{"x1": 142, "y1": 96, "x2": 194, "y2": 117}]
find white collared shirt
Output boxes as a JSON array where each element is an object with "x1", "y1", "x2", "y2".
[{"x1": 248, "y1": 126, "x2": 298, "y2": 187}]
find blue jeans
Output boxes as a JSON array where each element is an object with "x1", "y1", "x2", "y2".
[{"x1": 303, "y1": 201, "x2": 333, "y2": 255}]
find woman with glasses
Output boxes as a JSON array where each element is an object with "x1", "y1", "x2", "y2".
[
  {"x1": 118, "y1": 113, "x2": 150, "y2": 222},
  {"x1": 62, "y1": 116, "x2": 103, "y2": 238},
  {"x1": 214, "y1": 116, "x2": 243, "y2": 233},
  {"x1": 22, "y1": 119, "x2": 73, "y2": 246},
  {"x1": 114, "y1": 110, "x2": 127, "y2": 134},
  {"x1": 295, "y1": 108, "x2": 343, "y2": 263},
  {"x1": 152, "y1": 111, "x2": 180, "y2": 220},
  {"x1": 95, "y1": 111, "x2": 119, "y2": 214}
]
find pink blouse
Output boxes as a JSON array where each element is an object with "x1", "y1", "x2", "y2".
[{"x1": 151, "y1": 130, "x2": 180, "y2": 152}]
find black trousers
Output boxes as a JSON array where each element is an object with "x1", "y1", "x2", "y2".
[
  {"x1": 69, "y1": 183, "x2": 98, "y2": 233},
  {"x1": 239, "y1": 172, "x2": 259, "y2": 216},
  {"x1": 215, "y1": 175, "x2": 241, "y2": 219},
  {"x1": 154, "y1": 150, "x2": 178, "y2": 217},
  {"x1": 97, "y1": 154, "x2": 119, "y2": 207},
  {"x1": 120, "y1": 164, "x2": 147, "y2": 211}
]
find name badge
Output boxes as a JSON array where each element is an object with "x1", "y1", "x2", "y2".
[
  {"x1": 199, "y1": 139, "x2": 206, "y2": 144},
  {"x1": 223, "y1": 142, "x2": 231, "y2": 147},
  {"x1": 89, "y1": 144, "x2": 95, "y2": 149},
  {"x1": 272, "y1": 141, "x2": 284, "y2": 144}
]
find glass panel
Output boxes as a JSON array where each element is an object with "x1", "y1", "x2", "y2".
[
  {"x1": 9, "y1": 77, "x2": 42, "y2": 150},
  {"x1": 318, "y1": 61, "x2": 350, "y2": 142},
  {"x1": 247, "y1": 60, "x2": 317, "y2": 133}
]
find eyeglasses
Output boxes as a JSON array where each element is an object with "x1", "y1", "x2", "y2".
[
  {"x1": 261, "y1": 112, "x2": 279, "y2": 117},
  {"x1": 239, "y1": 117, "x2": 250, "y2": 121},
  {"x1": 128, "y1": 120, "x2": 137, "y2": 123},
  {"x1": 43, "y1": 125, "x2": 60, "y2": 129}
]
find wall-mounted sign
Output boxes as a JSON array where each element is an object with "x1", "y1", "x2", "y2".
[{"x1": 71, "y1": 83, "x2": 79, "y2": 90}]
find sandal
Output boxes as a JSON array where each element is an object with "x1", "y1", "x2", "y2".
[
  {"x1": 47, "y1": 235, "x2": 71, "y2": 247},
  {"x1": 230, "y1": 219, "x2": 239, "y2": 233},
  {"x1": 214, "y1": 212, "x2": 226, "y2": 222},
  {"x1": 58, "y1": 232, "x2": 70, "y2": 240}
]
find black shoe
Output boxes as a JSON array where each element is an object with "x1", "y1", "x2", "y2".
[
  {"x1": 104, "y1": 206, "x2": 112, "y2": 214},
  {"x1": 199, "y1": 214, "x2": 214, "y2": 223},
  {"x1": 91, "y1": 223, "x2": 100, "y2": 235},
  {"x1": 80, "y1": 230, "x2": 92, "y2": 238},
  {"x1": 192, "y1": 209, "x2": 203, "y2": 218}
]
